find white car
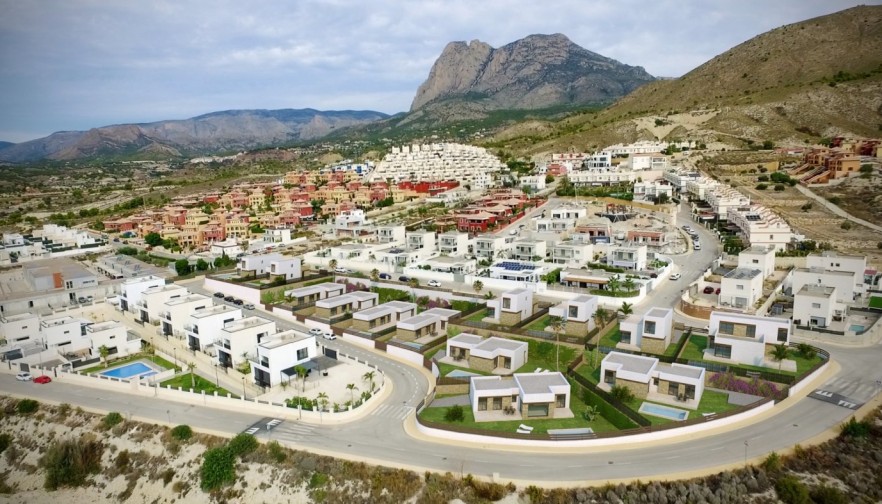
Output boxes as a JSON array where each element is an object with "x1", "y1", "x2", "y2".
[
  {"x1": 16, "y1": 372, "x2": 32, "y2": 381},
  {"x1": 322, "y1": 332, "x2": 337, "y2": 340},
  {"x1": 670, "y1": 273, "x2": 681, "y2": 280},
  {"x1": 309, "y1": 328, "x2": 323, "y2": 336},
  {"x1": 427, "y1": 279, "x2": 442, "y2": 287}
]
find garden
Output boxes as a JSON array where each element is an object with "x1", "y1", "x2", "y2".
[{"x1": 159, "y1": 373, "x2": 235, "y2": 397}]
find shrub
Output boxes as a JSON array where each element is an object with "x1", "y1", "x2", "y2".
[
  {"x1": 800, "y1": 202, "x2": 812, "y2": 212},
  {"x1": 16, "y1": 399, "x2": 38, "y2": 414},
  {"x1": 708, "y1": 372, "x2": 785, "y2": 400},
  {"x1": 796, "y1": 343, "x2": 817, "y2": 360},
  {"x1": 266, "y1": 441, "x2": 287, "y2": 463},
  {"x1": 839, "y1": 417, "x2": 870, "y2": 439},
  {"x1": 103, "y1": 412, "x2": 124, "y2": 429},
  {"x1": 775, "y1": 474, "x2": 811, "y2": 504},
  {"x1": 774, "y1": 184, "x2": 786, "y2": 191},
  {"x1": 0, "y1": 433, "x2": 10, "y2": 454},
  {"x1": 610, "y1": 385, "x2": 635, "y2": 403},
  {"x1": 200, "y1": 446, "x2": 235, "y2": 491},
  {"x1": 170, "y1": 425, "x2": 193, "y2": 441},
  {"x1": 41, "y1": 438, "x2": 104, "y2": 490},
  {"x1": 227, "y1": 433, "x2": 258, "y2": 458},
  {"x1": 762, "y1": 451, "x2": 782, "y2": 473},
  {"x1": 444, "y1": 405, "x2": 465, "y2": 422},
  {"x1": 755, "y1": 183, "x2": 768, "y2": 190},
  {"x1": 840, "y1": 221, "x2": 853, "y2": 230},
  {"x1": 757, "y1": 175, "x2": 769, "y2": 182},
  {"x1": 810, "y1": 484, "x2": 849, "y2": 504},
  {"x1": 828, "y1": 196, "x2": 842, "y2": 205},
  {"x1": 115, "y1": 450, "x2": 130, "y2": 469}
]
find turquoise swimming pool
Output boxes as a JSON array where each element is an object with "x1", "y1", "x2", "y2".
[
  {"x1": 849, "y1": 324, "x2": 865, "y2": 333},
  {"x1": 639, "y1": 402, "x2": 689, "y2": 421},
  {"x1": 100, "y1": 361, "x2": 154, "y2": 379}
]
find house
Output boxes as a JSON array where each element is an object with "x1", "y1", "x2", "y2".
[
  {"x1": 216, "y1": 316, "x2": 277, "y2": 369},
  {"x1": 422, "y1": 255, "x2": 476, "y2": 274},
  {"x1": 626, "y1": 230, "x2": 666, "y2": 246},
  {"x1": 375, "y1": 225, "x2": 406, "y2": 244},
  {"x1": 738, "y1": 246, "x2": 776, "y2": 279},
  {"x1": 118, "y1": 275, "x2": 166, "y2": 313},
  {"x1": 618, "y1": 308, "x2": 674, "y2": 354},
  {"x1": 707, "y1": 312, "x2": 791, "y2": 368},
  {"x1": 510, "y1": 239, "x2": 547, "y2": 262},
  {"x1": 600, "y1": 352, "x2": 705, "y2": 408},
  {"x1": 558, "y1": 268, "x2": 615, "y2": 290},
  {"x1": 469, "y1": 372, "x2": 571, "y2": 421},
  {"x1": 793, "y1": 285, "x2": 844, "y2": 328},
  {"x1": 238, "y1": 253, "x2": 284, "y2": 277},
  {"x1": 138, "y1": 284, "x2": 189, "y2": 324},
  {"x1": 0, "y1": 313, "x2": 40, "y2": 347},
  {"x1": 406, "y1": 231, "x2": 436, "y2": 253},
  {"x1": 285, "y1": 282, "x2": 346, "y2": 307},
  {"x1": 791, "y1": 267, "x2": 856, "y2": 304},
  {"x1": 447, "y1": 334, "x2": 528, "y2": 373},
  {"x1": 40, "y1": 315, "x2": 90, "y2": 354},
  {"x1": 250, "y1": 329, "x2": 317, "y2": 388},
  {"x1": 185, "y1": 304, "x2": 243, "y2": 352},
  {"x1": 489, "y1": 261, "x2": 545, "y2": 283},
  {"x1": 719, "y1": 268, "x2": 763, "y2": 309},
  {"x1": 84, "y1": 320, "x2": 139, "y2": 358},
  {"x1": 474, "y1": 234, "x2": 509, "y2": 259},
  {"x1": 608, "y1": 244, "x2": 648, "y2": 271},
  {"x1": 314, "y1": 291, "x2": 378, "y2": 319},
  {"x1": 159, "y1": 293, "x2": 212, "y2": 338},
  {"x1": 396, "y1": 307, "x2": 460, "y2": 342},
  {"x1": 351, "y1": 301, "x2": 416, "y2": 333},
  {"x1": 209, "y1": 239, "x2": 244, "y2": 258},
  {"x1": 437, "y1": 232, "x2": 470, "y2": 256},
  {"x1": 726, "y1": 205, "x2": 793, "y2": 252},
  {"x1": 550, "y1": 241, "x2": 593, "y2": 266},
  {"x1": 266, "y1": 257, "x2": 301, "y2": 282},
  {"x1": 806, "y1": 251, "x2": 868, "y2": 298},
  {"x1": 548, "y1": 295, "x2": 598, "y2": 336},
  {"x1": 486, "y1": 288, "x2": 533, "y2": 325}
]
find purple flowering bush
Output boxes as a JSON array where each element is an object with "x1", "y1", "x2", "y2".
[{"x1": 708, "y1": 372, "x2": 786, "y2": 400}]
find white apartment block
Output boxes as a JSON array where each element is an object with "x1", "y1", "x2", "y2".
[
  {"x1": 604, "y1": 141, "x2": 686, "y2": 156},
  {"x1": 568, "y1": 167, "x2": 637, "y2": 186},
  {"x1": 185, "y1": 304, "x2": 243, "y2": 352},
  {"x1": 551, "y1": 241, "x2": 593, "y2": 267},
  {"x1": 719, "y1": 268, "x2": 763, "y2": 310},
  {"x1": 486, "y1": 288, "x2": 533, "y2": 325},
  {"x1": 474, "y1": 234, "x2": 509, "y2": 259},
  {"x1": 627, "y1": 153, "x2": 668, "y2": 171},
  {"x1": 583, "y1": 151, "x2": 612, "y2": 168},
  {"x1": 726, "y1": 205, "x2": 793, "y2": 252},
  {"x1": 511, "y1": 239, "x2": 547, "y2": 262},
  {"x1": 633, "y1": 180, "x2": 674, "y2": 201},
  {"x1": 367, "y1": 143, "x2": 503, "y2": 191},
  {"x1": 793, "y1": 285, "x2": 844, "y2": 328},
  {"x1": 662, "y1": 168, "x2": 701, "y2": 192},
  {"x1": 708, "y1": 312, "x2": 791, "y2": 367},
  {"x1": 216, "y1": 316, "x2": 277, "y2": 369},
  {"x1": 706, "y1": 186, "x2": 751, "y2": 220},
  {"x1": 551, "y1": 205, "x2": 588, "y2": 220},
  {"x1": 118, "y1": 275, "x2": 165, "y2": 313},
  {"x1": 519, "y1": 175, "x2": 547, "y2": 192},
  {"x1": 685, "y1": 177, "x2": 719, "y2": 200},
  {"x1": 609, "y1": 243, "x2": 648, "y2": 271},
  {"x1": 138, "y1": 284, "x2": 189, "y2": 324},
  {"x1": 406, "y1": 231, "x2": 436, "y2": 253},
  {"x1": 159, "y1": 293, "x2": 212, "y2": 338},
  {"x1": 438, "y1": 232, "x2": 470, "y2": 256},
  {"x1": 335, "y1": 209, "x2": 367, "y2": 229},
  {"x1": 375, "y1": 225, "x2": 406, "y2": 244},
  {"x1": 85, "y1": 320, "x2": 139, "y2": 357},
  {"x1": 250, "y1": 330, "x2": 317, "y2": 388},
  {"x1": 738, "y1": 246, "x2": 776, "y2": 279},
  {"x1": 806, "y1": 251, "x2": 868, "y2": 297},
  {"x1": 535, "y1": 217, "x2": 576, "y2": 233},
  {"x1": 0, "y1": 313, "x2": 40, "y2": 346}
]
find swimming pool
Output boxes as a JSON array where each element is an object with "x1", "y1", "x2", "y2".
[
  {"x1": 639, "y1": 402, "x2": 689, "y2": 421},
  {"x1": 100, "y1": 361, "x2": 153, "y2": 379},
  {"x1": 849, "y1": 324, "x2": 865, "y2": 333}
]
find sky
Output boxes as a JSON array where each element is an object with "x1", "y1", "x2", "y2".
[{"x1": 0, "y1": 0, "x2": 874, "y2": 143}]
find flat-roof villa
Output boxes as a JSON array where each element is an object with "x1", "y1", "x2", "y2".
[
  {"x1": 314, "y1": 291, "x2": 378, "y2": 319},
  {"x1": 445, "y1": 334, "x2": 528, "y2": 374},
  {"x1": 351, "y1": 301, "x2": 416, "y2": 334},
  {"x1": 285, "y1": 282, "x2": 345, "y2": 306},
  {"x1": 185, "y1": 304, "x2": 243, "y2": 352},
  {"x1": 470, "y1": 372, "x2": 572, "y2": 421},
  {"x1": 486, "y1": 288, "x2": 533, "y2": 325},
  {"x1": 707, "y1": 311, "x2": 793, "y2": 371},
  {"x1": 489, "y1": 261, "x2": 544, "y2": 283},
  {"x1": 549, "y1": 294, "x2": 598, "y2": 336},
  {"x1": 249, "y1": 329, "x2": 317, "y2": 388},
  {"x1": 618, "y1": 308, "x2": 673, "y2": 354},
  {"x1": 396, "y1": 308, "x2": 460, "y2": 342},
  {"x1": 601, "y1": 352, "x2": 706, "y2": 411},
  {"x1": 216, "y1": 316, "x2": 276, "y2": 369}
]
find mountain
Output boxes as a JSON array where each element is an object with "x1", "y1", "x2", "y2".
[
  {"x1": 0, "y1": 108, "x2": 390, "y2": 163},
  {"x1": 410, "y1": 34, "x2": 656, "y2": 112},
  {"x1": 0, "y1": 141, "x2": 14, "y2": 150},
  {"x1": 488, "y1": 5, "x2": 882, "y2": 156}
]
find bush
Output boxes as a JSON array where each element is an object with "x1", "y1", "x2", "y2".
[
  {"x1": 800, "y1": 202, "x2": 813, "y2": 212},
  {"x1": 227, "y1": 433, "x2": 258, "y2": 458},
  {"x1": 708, "y1": 372, "x2": 785, "y2": 400},
  {"x1": 757, "y1": 175, "x2": 769, "y2": 182},
  {"x1": 444, "y1": 405, "x2": 465, "y2": 422},
  {"x1": 756, "y1": 183, "x2": 768, "y2": 190},
  {"x1": 200, "y1": 446, "x2": 235, "y2": 491},
  {"x1": 839, "y1": 417, "x2": 870, "y2": 439},
  {"x1": 810, "y1": 484, "x2": 849, "y2": 504},
  {"x1": 796, "y1": 343, "x2": 817, "y2": 360},
  {"x1": 840, "y1": 221, "x2": 853, "y2": 230},
  {"x1": 0, "y1": 433, "x2": 10, "y2": 454},
  {"x1": 774, "y1": 184, "x2": 786, "y2": 191},
  {"x1": 775, "y1": 475, "x2": 811, "y2": 504},
  {"x1": 16, "y1": 399, "x2": 38, "y2": 414},
  {"x1": 170, "y1": 425, "x2": 193, "y2": 441},
  {"x1": 762, "y1": 451, "x2": 782, "y2": 473},
  {"x1": 41, "y1": 438, "x2": 104, "y2": 490},
  {"x1": 103, "y1": 412, "x2": 123, "y2": 429},
  {"x1": 828, "y1": 196, "x2": 842, "y2": 205},
  {"x1": 266, "y1": 441, "x2": 287, "y2": 463},
  {"x1": 580, "y1": 388, "x2": 640, "y2": 430},
  {"x1": 610, "y1": 385, "x2": 635, "y2": 403}
]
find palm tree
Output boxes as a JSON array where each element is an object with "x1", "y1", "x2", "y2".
[
  {"x1": 295, "y1": 365, "x2": 308, "y2": 392},
  {"x1": 346, "y1": 383, "x2": 358, "y2": 405},
  {"x1": 370, "y1": 268, "x2": 380, "y2": 282},
  {"x1": 99, "y1": 345, "x2": 109, "y2": 368},
  {"x1": 187, "y1": 362, "x2": 196, "y2": 389},
  {"x1": 594, "y1": 307, "x2": 610, "y2": 329},
  {"x1": 548, "y1": 316, "x2": 565, "y2": 371},
  {"x1": 618, "y1": 302, "x2": 634, "y2": 319},
  {"x1": 362, "y1": 370, "x2": 376, "y2": 392},
  {"x1": 771, "y1": 343, "x2": 790, "y2": 370},
  {"x1": 328, "y1": 258, "x2": 338, "y2": 272},
  {"x1": 622, "y1": 277, "x2": 636, "y2": 294},
  {"x1": 315, "y1": 391, "x2": 329, "y2": 412},
  {"x1": 472, "y1": 280, "x2": 484, "y2": 295},
  {"x1": 606, "y1": 275, "x2": 621, "y2": 295}
]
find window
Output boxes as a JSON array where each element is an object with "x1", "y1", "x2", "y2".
[
  {"x1": 568, "y1": 306, "x2": 578, "y2": 318},
  {"x1": 736, "y1": 285, "x2": 744, "y2": 290},
  {"x1": 555, "y1": 394, "x2": 566, "y2": 408},
  {"x1": 511, "y1": 395, "x2": 518, "y2": 405},
  {"x1": 502, "y1": 298, "x2": 511, "y2": 310},
  {"x1": 811, "y1": 303, "x2": 821, "y2": 309},
  {"x1": 604, "y1": 370, "x2": 616, "y2": 385},
  {"x1": 478, "y1": 398, "x2": 487, "y2": 411},
  {"x1": 777, "y1": 328, "x2": 788, "y2": 342},
  {"x1": 620, "y1": 331, "x2": 631, "y2": 344},
  {"x1": 644, "y1": 321, "x2": 656, "y2": 334},
  {"x1": 296, "y1": 348, "x2": 308, "y2": 360},
  {"x1": 752, "y1": 259, "x2": 759, "y2": 264},
  {"x1": 492, "y1": 397, "x2": 502, "y2": 410},
  {"x1": 714, "y1": 344, "x2": 732, "y2": 359}
]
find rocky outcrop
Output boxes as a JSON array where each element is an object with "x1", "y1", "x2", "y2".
[{"x1": 410, "y1": 33, "x2": 655, "y2": 111}]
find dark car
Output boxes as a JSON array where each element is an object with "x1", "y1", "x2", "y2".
[
  {"x1": 715, "y1": 288, "x2": 721, "y2": 295},
  {"x1": 703, "y1": 286, "x2": 715, "y2": 294},
  {"x1": 379, "y1": 273, "x2": 392, "y2": 280},
  {"x1": 232, "y1": 299, "x2": 244, "y2": 306},
  {"x1": 224, "y1": 295, "x2": 235, "y2": 302},
  {"x1": 398, "y1": 275, "x2": 410, "y2": 282},
  {"x1": 213, "y1": 292, "x2": 225, "y2": 298},
  {"x1": 649, "y1": 273, "x2": 658, "y2": 278}
]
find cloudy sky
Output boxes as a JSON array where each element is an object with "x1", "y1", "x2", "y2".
[{"x1": 0, "y1": 0, "x2": 872, "y2": 142}]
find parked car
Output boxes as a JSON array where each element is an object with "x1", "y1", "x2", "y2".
[
  {"x1": 694, "y1": 243, "x2": 702, "y2": 250},
  {"x1": 427, "y1": 279, "x2": 442, "y2": 287},
  {"x1": 715, "y1": 288, "x2": 721, "y2": 295},
  {"x1": 309, "y1": 328, "x2": 323, "y2": 336},
  {"x1": 34, "y1": 375, "x2": 52, "y2": 384},
  {"x1": 649, "y1": 273, "x2": 658, "y2": 278},
  {"x1": 213, "y1": 292, "x2": 225, "y2": 298},
  {"x1": 508, "y1": 229, "x2": 518, "y2": 235},
  {"x1": 398, "y1": 275, "x2": 410, "y2": 282},
  {"x1": 232, "y1": 299, "x2": 244, "y2": 306},
  {"x1": 243, "y1": 303, "x2": 255, "y2": 310},
  {"x1": 322, "y1": 332, "x2": 337, "y2": 340},
  {"x1": 703, "y1": 286, "x2": 715, "y2": 294},
  {"x1": 670, "y1": 273, "x2": 681, "y2": 280},
  {"x1": 224, "y1": 295, "x2": 235, "y2": 302},
  {"x1": 335, "y1": 266, "x2": 349, "y2": 274},
  {"x1": 15, "y1": 372, "x2": 32, "y2": 381},
  {"x1": 379, "y1": 273, "x2": 392, "y2": 280}
]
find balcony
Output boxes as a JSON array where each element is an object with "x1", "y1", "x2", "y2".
[
  {"x1": 184, "y1": 324, "x2": 198, "y2": 334},
  {"x1": 136, "y1": 300, "x2": 147, "y2": 309},
  {"x1": 159, "y1": 311, "x2": 171, "y2": 320}
]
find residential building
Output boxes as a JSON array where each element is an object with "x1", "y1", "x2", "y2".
[
  {"x1": 159, "y1": 293, "x2": 212, "y2": 338},
  {"x1": 422, "y1": 255, "x2": 476, "y2": 274},
  {"x1": 0, "y1": 313, "x2": 40, "y2": 346},
  {"x1": 601, "y1": 352, "x2": 705, "y2": 407},
  {"x1": 138, "y1": 284, "x2": 189, "y2": 324},
  {"x1": 489, "y1": 261, "x2": 545, "y2": 283},
  {"x1": 558, "y1": 268, "x2": 615, "y2": 290},
  {"x1": 314, "y1": 291, "x2": 378, "y2": 319},
  {"x1": 351, "y1": 301, "x2": 416, "y2": 333},
  {"x1": 469, "y1": 372, "x2": 571, "y2": 421},
  {"x1": 406, "y1": 231, "x2": 436, "y2": 253},
  {"x1": 548, "y1": 295, "x2": 598, "y2": 336},
  {"x1": 519, "y1": 175, "x2": 547, "y2": 192},
  {"x1": 633, "y1": 180, "x2": 674, "y2": 201},
  {"x1": 806, "y1": 251, "x2": 868, "y2": 297},
  {"x1": 285, "y1": 283, "x2": 345, "y2": 307},
  {"x1": 269, "y1": 258, "x2": 302, "y2": 282},
  {"x1": 437, "y1": 232, "x2": 470, "y2": 256},
  {"x1": 447, "y1": 334, "x2": 527, "y2": 373},
  {"x1": 366, "y1": 143, "x2": 503, "y2": 191},
  {"x1": 40, "y1": 315, "x2": 90, "y2": 354},
  {"x1": 707, "y1": 312, "x2": 791, "y2": 367},
  {"x1": 238, "y1": 253, "x2": 284, "y2": 277},
  {"x1": 726, "y1": 204, "x2": 793, "y2": 252},
  {"x1": 375, "y1": 225, "x2": 406, "y2": 244},
  {"x1": 84, "y1": 320, "x2": 139, "y2": 358},
  {"x1": 626, "y1": 230, "x2": 666, "y2": 246},
  {"x1": 118, "y1": 275, "x2": 166, "y2": 313},
  {"x1": 250, "y1": 329, "x2": 317, "y2": 388},
  {"x1": 706, "y1": 185, "x2": 751, "y2": 220},
  {"x1": 396, "y1": 307, "x2": 459, "y2": 341},
  {"x1": 535, "y1": 217, "x2": 576, "y2": 233},
  {"x1": 791, "y1": 267, "x2": 857, "y2": 304},
  {"x1": 474, "y1": 234, "x2": 509, "y2": 259},
  {"x1": 550, "y1": 240, "x2": 593, "y2": 267},
  {"x1": 185, "y1": 304, "x2": 243, "y2": 352},
  {"x1": 486, "y1": 288, "x2": 533, "y2": 325},
  {"x1": 618, "y1": 308, "x2": 674, "y2": 354},
  {"x1": 216, "y1": 316, "x2": 277, "y2": 369},
  {"x1": 511, "y1": 239, "x2": 547, "y2": 262},
  {"x1": 738, "y1": 246, "x2": 776, "y2": 279},
  {"x1": 609, "y1": 243, "x2": 648, "y2": 271},
  {"x1": 719, "y1": 268, "x2": 763, "y2": 310},
  {"x1": 550, "y1": 205, "x2": 587, "y2": 220},
  {"x1": 793, "y1": 285, "x2": 844, "y2": 328}
]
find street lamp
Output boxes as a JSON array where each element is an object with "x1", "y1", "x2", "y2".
[
  {"x1": 744, "y1": 440, "x2": 749, "y2": 466},
  {"x1": 242, "y1": 376, "x2": 246, "y2": 400},
  {"x1": 214, "y1": 364, "x2": 219, "y2": 388},
  {"x1": 173, "y1": 348, "x2": 177, "y2": 371}
]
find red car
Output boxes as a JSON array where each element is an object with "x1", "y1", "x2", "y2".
[
  {"x1": 703, "y1": 286, "x2": 715, "y2": 294},
  {"x1": 34, "y1": 375, "x2": 52, "y2": 384},
  {"x1": 715, "y1": 288, "x2": 721, "y2": 295}
]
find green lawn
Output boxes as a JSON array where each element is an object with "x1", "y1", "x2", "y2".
[
  {"x1": 575, "y1": 351, "x2": 602, "y2": 384},
  {"x1": 465, "y1": 309, "x2": 491, "y2": 322},
  {"x1": 79, "y1": 353, "x2": 177, "y2": 375},
  {"x1": 436, "y1": 360, "x2": 490, "y2": 378},
  {"x1": 524, "y1": 315, "x2": 551, "y2": 331},
  {"x1": 513, "y1": 338, "x2": 577, "y2": 374},
  {"x1": 662, "y1": 338, "x2": 682, "y2": 358},
  {"x1": 598, "y1": 325, "x2": 621, "y2": 348},
  {"x1": 680, "y1": 334, "x2": 708, "y2": 361},
  {"x1": 869, "y1": 296, "x2": 882, "y2": 309},
  {"x1": 160, "y1": 373, "x2": 235, "y2": 397}
]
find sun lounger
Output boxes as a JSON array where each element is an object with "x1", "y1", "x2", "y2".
[
  {"x1": 534, "y1": 367, "x2": 543, "y2": 373},
  {"x1": 519, "y1": 424, "x2": 534, "y2": 432},
  {"x1": 702, "y1": 412, "x2": 716, "y2": 417},
  {"x1": 516, "y1": 428, "x2": 531, "y2": 434}
]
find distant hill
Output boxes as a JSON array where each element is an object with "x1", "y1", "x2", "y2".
[
  {"x1": 0, "y1": 108, "x2": 390, "y2": 163},
  {"x1": 0, "y1": 141, "x2": 14, "y2": 150},
  {"x1": 488, "y1": 5, "x2": 882, "y2": 156},
  {"x1": 409, "y1": 33, "x2": 655, "y2": 115}
]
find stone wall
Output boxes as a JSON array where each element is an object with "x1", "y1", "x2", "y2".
[
  {"x1": 499, "y1": 310, "x2": 522, "y2": 326},
  {"x1": 396, "y1": 328, "x2": 417, "y2": 342},
  {"x1": 641, "y1": 337, "x2": 667, "y2": 355},
  {"x1": 615, "y1": 377, "x2": 649, "y2": 399},
  {"x1": 436, "y1": 383, "x2": 469, "y2": 395},
  {"x1": 565, "y1": 319, "x2": 589, "y2": 337},
  {"x1": 468, "y1": 355, "x2": 496, "y2": 373}
]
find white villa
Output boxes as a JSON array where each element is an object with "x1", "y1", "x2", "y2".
[{"x1": 469, "y1": 372, "x2": 571, "y2": 421}]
